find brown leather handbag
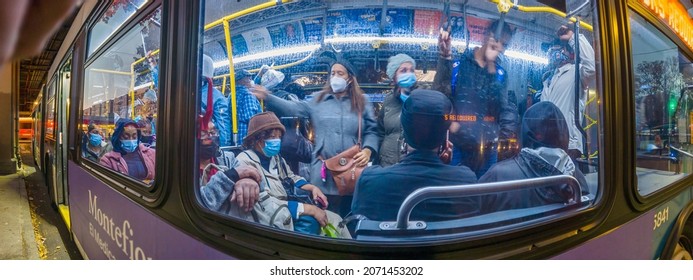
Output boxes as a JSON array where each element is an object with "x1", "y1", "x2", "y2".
[{"x1": 323, "y1": 112, "x2": 364, "y2": 196}]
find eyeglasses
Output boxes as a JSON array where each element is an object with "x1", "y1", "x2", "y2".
[{"x1": 200, "y1": 130, "x2": 219, "y2": 139}]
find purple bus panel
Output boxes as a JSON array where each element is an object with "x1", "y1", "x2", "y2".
[
  {"x1": 553, "y1": 190, "x2": 692, "y2": 259},
  {"x1": 68, "y1": 162, "x2": 232, "y2": 260}
]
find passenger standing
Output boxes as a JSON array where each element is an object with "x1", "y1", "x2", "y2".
[
  {"x1": 539, "y1": 24, "x2": 595, "y2": 161},
  {"x1": 201, "y1": 55, "x2": 232, "y2": 146},
  {"x1": 377, "y1": 53, "x2": 417, "y2": 167},
  {"x1": 433, "y1": 20, "x2": 519, "y2": 178},
  {"x1": 351, "y1": 89, "x2": 478, "y2": 222},
  {"x1": 141, "y1": 88, "x2": 157, "y2": 136},
  {"x1": 100, "y1": 118, "x2": 156, "y2": 182},
  {"x1": 82, "y1": 123, "x2": 112, "y2": 162},
  {"x1": 235, "y1": 68, "x2": 264, "y2": 144},
  {"x1": 479, "y1": 101, "x2": 589, "y2": 212},
  {"x1": 253, "y1": 59, "x2": 379, "y2": 217}
]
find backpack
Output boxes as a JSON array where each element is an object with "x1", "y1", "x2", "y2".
[{"x1": 251, "y1": 191, "x2": 294, "y2": 230}]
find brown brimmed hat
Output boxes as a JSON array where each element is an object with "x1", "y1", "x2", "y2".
[{"x1": 243, "y1": 112, "x2": 286, "y2": 146}]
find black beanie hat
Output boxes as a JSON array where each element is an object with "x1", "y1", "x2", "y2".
[
  {"x1": 401, "y1": 89, "x2": 452, "y2": 150},
  {"x1": 330, "y1": 58, "x2": 356, "y2": 76},
  {"x1": 521, "y1": 101, "x2": 569, "y2": 150}
]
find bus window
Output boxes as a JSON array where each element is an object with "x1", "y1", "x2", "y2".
[
  {"x1": 195, "y1": 0, "x2": 601, "y2": 241},
  {"x1": 82, "y1": 6, "x2": 161, "y2": 186},
  {"x1": 87, "y1": 0, "x2": 149, "y2": 57},
  {"x1": 45, "y1": 81, "x2": 56, "y2": 140},
  {"x1": 631, "y1": 11, "x2": 693, "y2": 196}
]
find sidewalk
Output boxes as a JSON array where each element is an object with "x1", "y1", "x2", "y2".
[{"x1": 0, "y1": 170, "x2": 40, "y2": 260}]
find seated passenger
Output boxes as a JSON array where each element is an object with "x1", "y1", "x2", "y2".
[
  {"x1": 100, "y1": 118, "x2": 156, "y2": 182},
  {"x1": 351, "y1": 89, "x2": 478, "y2": 222},
  {"x1": 136, "y1": 118, "x2": 155, "y2": 148},
  {"x1": 236, "y1": 112, "x2": 351, "y2": 238},
  {"x1": 198, "y1": 119, "x2": 261, "y2": 215},
  {"x1": 82, "y1": 123, "x2": 112, "y2": 162},
  {"x1": 479, "y1": 101, "x2": 588, "y2": 212}
]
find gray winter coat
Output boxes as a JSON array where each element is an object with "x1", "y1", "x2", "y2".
[
  {"x1": 377, "y1": 92, "x2": 404, "y2": 167},
  {"x1": 199, "y1": 151, "x2": 242, "y2": 215},
  {"x1": 266, "y1": 93, "x2": 379, "y2": 195}
]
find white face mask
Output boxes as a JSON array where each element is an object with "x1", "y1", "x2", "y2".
[{"x1": 330, "y1": 76, "x2": 348, "y2": 93}]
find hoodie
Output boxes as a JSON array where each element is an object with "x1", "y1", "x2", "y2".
[
  {"x1": 478, "y1": 102, "x2": 587, "y2": 212},
  {"x1": 100, "y1": 119, "x2": 156, "y2": 181}
]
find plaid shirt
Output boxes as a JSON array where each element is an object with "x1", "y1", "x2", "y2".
[{"x1": 235, "y1": 85, "x2": 262, "y2": 143}]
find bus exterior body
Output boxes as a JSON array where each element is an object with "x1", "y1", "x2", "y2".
[{"x1": 32, "y1": 0, "x2": 693, "y2": 259}]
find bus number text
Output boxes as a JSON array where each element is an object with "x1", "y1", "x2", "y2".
[{"x1": 653, "y1": 207, "x2": 669, "y2": 231}]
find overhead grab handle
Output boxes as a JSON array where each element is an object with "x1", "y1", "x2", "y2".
[
  {"x1": 489, "y1": 0, "x2": 593, "y2": 32},
  {"x1": 494, "y1": 0, "x2": 514, "y2": 41},
  {"x1": 396, "y1": 175, "x2": 582, "y2": 229}
]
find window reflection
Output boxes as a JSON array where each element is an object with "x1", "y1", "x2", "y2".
[
  {"x1": 88, "y1": 0, "x2": 149, "y2": 57},
  {"x1": 631, "y1": 11, "x2": 692, "y2": 196}
]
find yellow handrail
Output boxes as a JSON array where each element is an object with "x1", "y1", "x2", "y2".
[
  {"x1": 489, "y1": 0, "x2": 594, "y2": 32},
  {"x1": 205, "y1": 0, "x2": 295, "y2": 141},
  {"x1": 223, "y1": 20, "x2": 238, "y2": 139},
  {"x1": 129, "y1": 49, "x2": 160, "y2": 119},
  {"x1": 90, "y1": 68, "x2": 131, "y2": 76},
  {"x1": 119, "y1": 1, "x2": 294, "y2": 137},
  {"x1": 203, "y1": 0, "x2": 294, "y2": 31}
]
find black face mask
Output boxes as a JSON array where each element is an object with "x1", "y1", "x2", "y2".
[
  {"x1": 141, "y1": 135, "x2": 154, "y2": 145},
  {"x1": 199, "y1": 143, "x2": 219, "y2": 160}
]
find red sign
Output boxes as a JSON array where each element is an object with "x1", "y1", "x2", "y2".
[{"x1": 413, "y1": 10, "x2": 442, "y2": 36}]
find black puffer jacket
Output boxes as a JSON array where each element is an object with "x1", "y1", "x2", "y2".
[{"x1": 478, "y1": 102, "x2": 588, "y2": 212}]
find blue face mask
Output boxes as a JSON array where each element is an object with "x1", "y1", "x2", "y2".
[
  {"x1": 399, "y1": 92, "x2": 409, "y2": 103},
  {"x1": 121, "y1": 139, "x2": 138, "y2": 153},
  {"x1": 88, "y1": 133, "x2": 102, "y2": 146},
  {"x1": 397, "y1": 72, "x2": 417, "y2": 88},
  {"x1": 548, "y1": 48, "x2": 570, "y2": 68},
  {"x1": 262, "y1": 139, "x2": 282, "y2": 157}
]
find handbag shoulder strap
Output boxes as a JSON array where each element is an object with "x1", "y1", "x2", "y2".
[{"x1": 357, "y1": 108, "x2": 362, "y2": 146}]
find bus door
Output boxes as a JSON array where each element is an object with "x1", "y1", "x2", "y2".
[{"x1": 53, "y1": 59, "x2": 72, "y2": 221}]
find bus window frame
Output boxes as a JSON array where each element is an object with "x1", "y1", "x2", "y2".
[
  {"x1": 45, "y1": 76, "x2": 58, "y2": 141},
  {"x1": 78, "y1": 0, "x2": 165, "y2": 205},
  {"x1": 86, "y1": 0, "x2": 151, "y2": 59},
  {"x1": 177, "y1": 0, "x2": 617, "y2": 259},
  {"x1": 626, "y1": 0, "x2": 693, "y2": 210}
]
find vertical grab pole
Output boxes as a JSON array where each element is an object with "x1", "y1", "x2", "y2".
[
  {"x1": 223, "y1": 20, "x2": 238, "y2": 145},
  {"x1": 573, "y1": 19, "x2": 589, "y2": 161},
  {"x1": 130, "y1": 61, "x2": 136, "y2": 119}
]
